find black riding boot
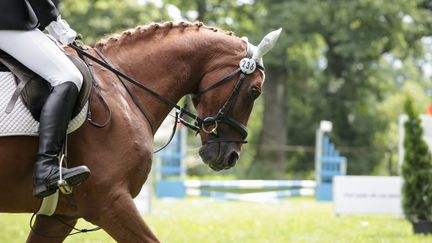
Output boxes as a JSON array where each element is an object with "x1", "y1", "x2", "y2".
[{"x1": 33, "y1": 82, "x2": 91, "y2": 198}]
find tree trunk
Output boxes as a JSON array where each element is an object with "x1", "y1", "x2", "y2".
[
  {"x1": 251, "y1": 67, "x2": 287, "y2": 178},
  {"x1": 196, "y1": 0, "x2": 207, "y2": 22}
]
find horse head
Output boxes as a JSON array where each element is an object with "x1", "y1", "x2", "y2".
[{"x1": 193, "y1": 29, "x2": 282, "y2": 171}]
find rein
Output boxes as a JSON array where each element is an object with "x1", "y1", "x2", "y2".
[{"x1": 69, "y1": 42, "x2": 263, "y2": 145}]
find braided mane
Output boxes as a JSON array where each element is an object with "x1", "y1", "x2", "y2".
[{"x1": 95, "y1": 21, "x2": 236, "y2": 50}]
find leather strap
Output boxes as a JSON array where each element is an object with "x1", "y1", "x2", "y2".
[
  {"x1": 0, "y1": 55, "x2": 37, "y2": 114},
  {"x1": 93, "y1": 48, "x2": 155, "y2": 132},
  {"x1": 5, "y1": 74, "x2": 31, "y2": 114},
  {"x1": 77, "y1": 49, "x2": 112, "y2": 128}
]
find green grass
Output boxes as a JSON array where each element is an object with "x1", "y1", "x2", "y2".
[{"x1": 0, "y1": 198, "x2": 431, "y2": 242}]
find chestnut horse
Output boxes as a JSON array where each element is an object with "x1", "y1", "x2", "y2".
[{"x1": 0, "y1": 22, "x2": 280, "y2": 242}]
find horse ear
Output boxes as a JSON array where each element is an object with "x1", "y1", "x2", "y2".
[{"x1": 252, "y1": 28, "x2": 282, "y2": 62}]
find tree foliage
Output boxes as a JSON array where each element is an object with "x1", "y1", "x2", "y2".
[
  {"x1": 253, "y1": 0, "x2": 432, "y2": 177},
  {"x1": 57, "y1": 0, "x2": 432, "y2": 178},
  {"x1": 165, "y1": 0, "x2": 259, "y2": 35},
  {"x1": 402, "y1": 97, "x2": 432, "y2": 223},
  {"x1": 59, "y1": 0, "x2": 170, "y2": 44}
]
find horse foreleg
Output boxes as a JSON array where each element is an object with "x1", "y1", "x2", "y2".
[
  {"x1": 82, "y1": 192, "x2": 159, "y2": 243},
  {"x1": 26, "y1": 214, "x2": 77, "y2": 243}
]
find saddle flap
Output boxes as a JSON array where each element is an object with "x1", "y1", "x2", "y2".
[
  {"x1": 0, "y1": 51, "x2": 93, "y2": 120},
  {"x1": 65, "y1": 53, "x2": 93, "y2": 117}
]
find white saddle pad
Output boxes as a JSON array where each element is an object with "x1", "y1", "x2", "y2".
[{"x1": 0, "y1": 72, "x2": 88, "y2": 137}]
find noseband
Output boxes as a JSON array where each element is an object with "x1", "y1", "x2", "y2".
[{"x1": 70, "y1": 42, "x2": 263, "y2": 148}]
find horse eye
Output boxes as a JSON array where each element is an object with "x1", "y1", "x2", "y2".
[{"x1": 249, "y1": 87, "x2": 261, "y2": 100}]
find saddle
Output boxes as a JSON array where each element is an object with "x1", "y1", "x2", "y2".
[{"x1": 0, "y1": 49, "x2": 93, "y2": 121}]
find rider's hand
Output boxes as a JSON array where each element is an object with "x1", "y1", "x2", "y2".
[{"x1": 46, "y1": 16, "x2": 77, "y2": 45}]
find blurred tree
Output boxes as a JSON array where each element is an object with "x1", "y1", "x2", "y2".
[
  {"x1": 58, "y1": 0, "x2": 170, "y2": 44},
  {"x1": 251, "y1": 0, "x2": 432, "y2": 177},
  {"x1": 55, "y1": 0, "x2": 432, "y2": 179},
  {"x1": 374, "y1": 79, "x2": 431, "y2": 175},
  {"x1": 165, "y1": 0, "x2": 259, "y2": 35}
]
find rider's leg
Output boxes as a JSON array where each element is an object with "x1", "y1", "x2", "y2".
[
  {"x1": 0, "y1": 29, "x2": 83, "y2": 89},
  {"x1": 0, "y1": 29, "x2": 90, "y2": 197},
  {"x1": 32, "y1": 81, "x2": 91, "y2": 197}
]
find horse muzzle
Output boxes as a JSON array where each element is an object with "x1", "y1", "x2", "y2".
[{"x1": 198, "y1": 142, "x2": 240, "y2": 171}]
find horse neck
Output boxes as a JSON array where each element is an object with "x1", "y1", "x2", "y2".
[{"x1": 96, "y1": 27, "x2": 245, "y2": 133}]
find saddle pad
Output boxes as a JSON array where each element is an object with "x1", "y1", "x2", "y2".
[{"x1": 0, "y1": 72, "x2": 88, "y2": 137}]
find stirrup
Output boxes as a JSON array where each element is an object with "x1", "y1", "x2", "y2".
[
  {"x1": 58, "y1": 136, "x2": 73, "y2": 194},
  {"x1": 57, "y1": 179, "x2": 73, "y2": 194},
  {"x1": 57, "y1": 151, "x2": 73, "y2": 194}
]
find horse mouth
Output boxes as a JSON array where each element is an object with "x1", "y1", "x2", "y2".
[{"x1": 198, "y1": 142, "x2": 240, "y2": 171}]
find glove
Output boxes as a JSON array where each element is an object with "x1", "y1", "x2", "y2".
[{"x1": 46, "y1": 16, "x2": 77, "y2": 45}]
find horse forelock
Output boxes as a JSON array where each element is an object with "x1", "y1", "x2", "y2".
[{"x1": 95, "y1": 21, "x2": 237, "y2": 50}]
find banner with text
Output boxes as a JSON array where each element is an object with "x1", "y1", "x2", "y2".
[{"x1": 333, "y1": 176, "x2": 402, "y2": 215}]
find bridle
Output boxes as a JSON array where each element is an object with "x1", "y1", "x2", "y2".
[
  {"x1": 193, "y1": 48, "x2": 264, "y2": 143},
  {"x1": 70, "y1": 41, "x2": 263, "y2": 148}
]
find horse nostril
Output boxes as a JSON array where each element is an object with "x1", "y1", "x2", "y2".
[{"x1": 227, "y1": 151, "x2": 239, "y2": 167}]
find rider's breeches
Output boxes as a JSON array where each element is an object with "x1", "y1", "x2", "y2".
[{"x1": 0, "y1": 28, "x2": 82, "y2": 90}]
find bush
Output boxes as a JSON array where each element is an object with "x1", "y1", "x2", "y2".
[{"x1": 402, "y1": 97, "x2": 432, "y2": 223}]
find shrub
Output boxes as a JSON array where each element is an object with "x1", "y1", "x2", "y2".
[{"x1": 402, "y1": 97, "x2": 432, "y2": 223}]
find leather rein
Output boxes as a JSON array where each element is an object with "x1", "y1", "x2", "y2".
[{"x1": 70, "y1": 42, "x2": 263, "y2": 147}]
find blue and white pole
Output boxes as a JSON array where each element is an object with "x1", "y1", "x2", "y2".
[{"x1": 314, "y1": 120, "x2": 332, "y2": 185}]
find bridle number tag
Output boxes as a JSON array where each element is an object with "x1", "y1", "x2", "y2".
[{"x1": 240, "y1": 58, "x2": 256, "y2": 74}]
